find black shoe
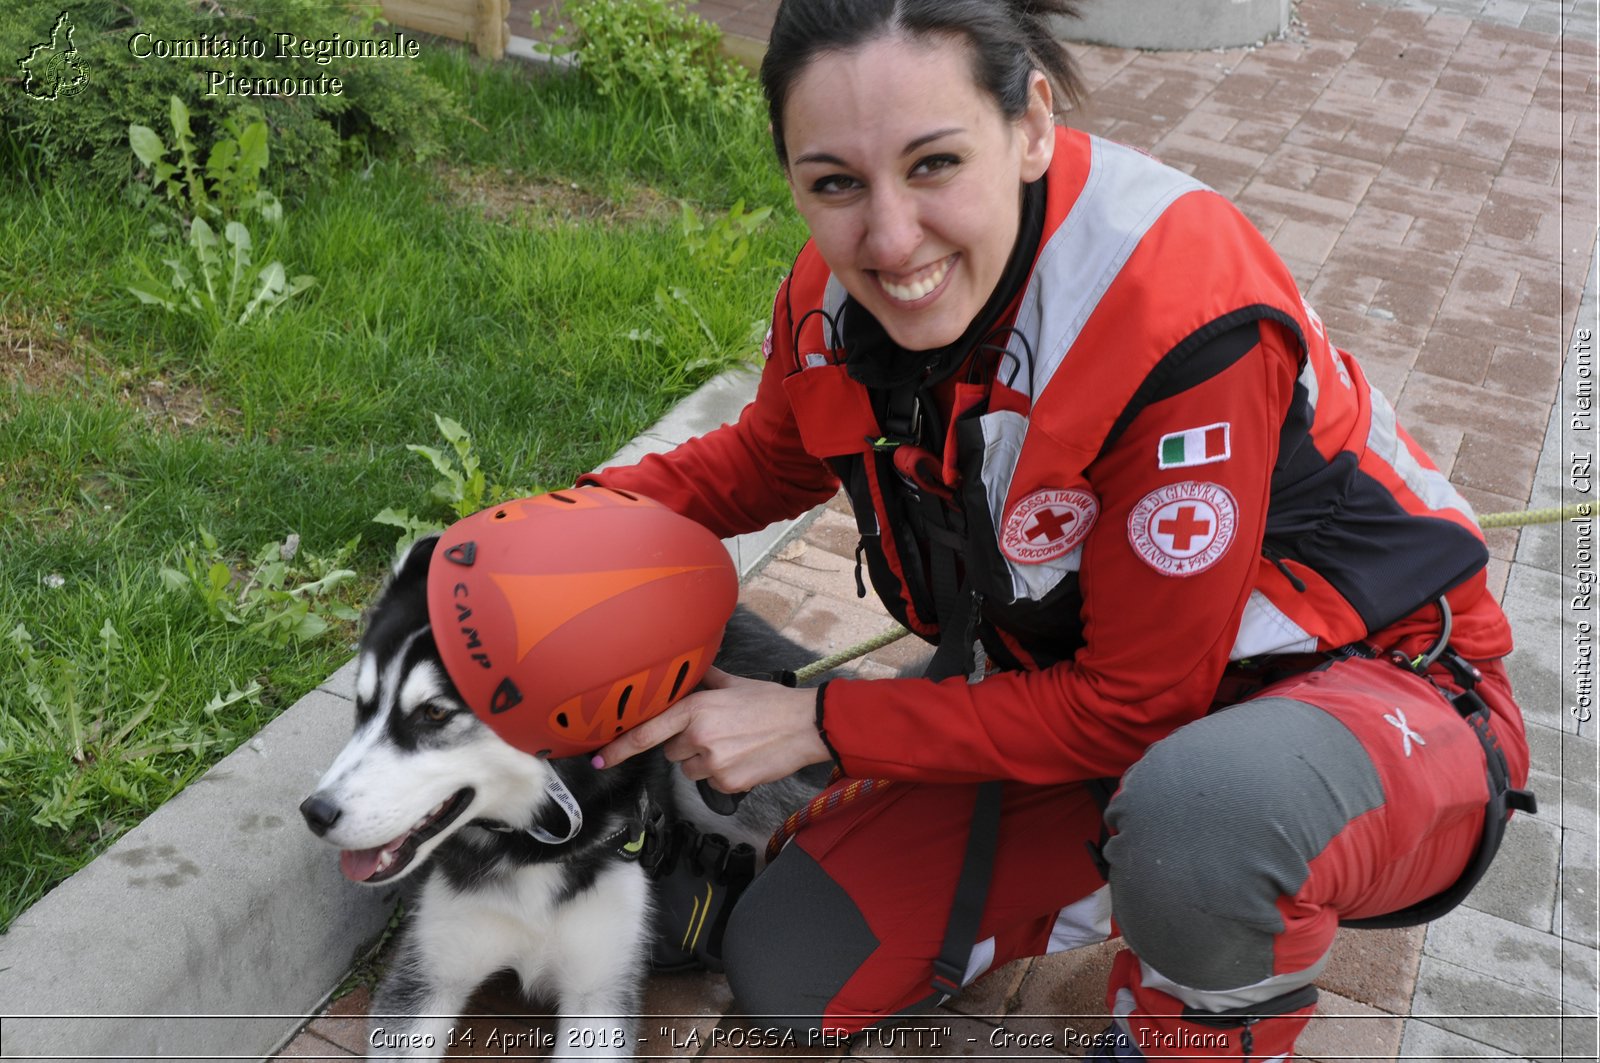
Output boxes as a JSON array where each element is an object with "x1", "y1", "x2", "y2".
[{"x1": 645, "y1": 820, "x2": 756, "y2": 972}]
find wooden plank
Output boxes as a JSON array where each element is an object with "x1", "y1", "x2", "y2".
[
  {"x1": 381, "y1": 0, "x2": 475, "y2": 45},
  {"x1": 475, "y1": 0, "x2": 509, "y2": 60},
  {"x1": 381, "y1": 0, "x2": 508, "y2": 59}
]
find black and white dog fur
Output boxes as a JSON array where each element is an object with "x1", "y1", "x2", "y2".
[{"x1": 300, "y1": 534, "x2": 830, "y2": 1060}]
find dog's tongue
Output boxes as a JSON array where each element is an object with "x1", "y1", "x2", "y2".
[
  {"x1": 339, "y1": 846, "x2": 385, "y2": 882},
  {"x1": 339, "y1": 833, "x2": 407, "y2": 882}
]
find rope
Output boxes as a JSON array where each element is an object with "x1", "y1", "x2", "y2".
[
  {"x1": 792, "y1": 625, "x2": 914, "y2": 684},
  {"x1": 766, "y1": 774, "x2": 889, "y2": 863},
  {"x1": 1478, "y1": 501, "x2": 1593, "y2": 529}
]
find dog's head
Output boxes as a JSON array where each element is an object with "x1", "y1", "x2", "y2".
[{"x1": 299, "y1": 535, "x2": 614, "y2": 885}]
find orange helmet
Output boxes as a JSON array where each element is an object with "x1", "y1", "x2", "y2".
[{"x1": 426, "y1": 488, "x2": 738, "y2": 759}]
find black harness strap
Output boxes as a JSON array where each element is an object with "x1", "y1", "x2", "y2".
[
  {"x1": 1340, "y1": 648, "x2": 1536, "y2": 929},
  {"x1": 866, "y1": 382, "x2": 1003, "y2": 1000},
  {"x1": 931, "y1": 779, "x2": 1004, "y2": 998}
]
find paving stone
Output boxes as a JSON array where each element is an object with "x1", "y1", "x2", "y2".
[
  {"x1": 1465, "y1": 810, "x2": 1562, "y2": 931},
  {"x1": 762, "y1": 540, "x2": 872, "y2": 605},
  {"x1": 944, "y1": 956, "x2": 1032, "y2": 1020},
  {"x1": 642, "y1": 969, "x2": 737, "y2": 1059},
  {"x1": 1322, "y1": 925, "x2": 1427, "y2": 1015},
  {"x1": 1397, "y1": 371, "x2": 1552, "y2": 453},
  {"x1": 270, "y1": 1030, "x2": 358, "y2": 1059},
  {"x1": 1454, "y1": 432, "x2": 1543, "y2": 500},
  {"x1": 1504, "y1": 563, "x2": 1584, "y2": 732},
  {"x1": 1425, "y1": 903, "x2": 1568, "y2": 998},
  {"x1": 309, "y1": 986, "x2": 374, "y2": 1054},
  {"x1": 1562, "y1": 936, "x2": 1600, "y2": 1005},
  {"x1": 1298, "y1": 988, "x2": 1405, "y2": 1063},
  {"x1": 740, "y1": 573, "x2": 811, "y2": 632},
  {"x1": 1487, "y1": 555, "x2": 1513, "y2": 602},
  {"x1": 785, "y1": 594, "x2": 913, "y2": 661},
  {"x1": 1561, "y1": 823, "x2": 1599, "y2": 945},
  {"x1": 1010, "y1": 939, "x2": 1123, "y2": 1054},
  {"x1": 1411, "y1": 954, "x2": 1569, "y2": 1059},
  {"x1": 1523, "y1": 720, "x2": 1600, "y2": 841},
  {"x1": 1403, "y1": 1014, "x2": 1539, "y2": 1059},
  {"x1": 805, "y1": 507, "x2": 866, "y2": 561}
]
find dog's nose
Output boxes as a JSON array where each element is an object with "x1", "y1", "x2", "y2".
[{"x1": 299, "y1": 793, "x2": 342, "y2": 836}]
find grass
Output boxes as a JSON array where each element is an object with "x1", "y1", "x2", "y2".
[{"x1": 0, "y1": 42, "x2": 809, "y2": 931}]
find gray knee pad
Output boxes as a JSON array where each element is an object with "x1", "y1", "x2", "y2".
[
  {"x1": 1102, "y1": 697, "x2": 1383, "y2": 991},
  {"x1": 723, "y1": 844, "x2": 879, "y2": 1030}
]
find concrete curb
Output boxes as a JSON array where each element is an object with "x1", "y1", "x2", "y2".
[{"x1": 0, "y1": 368, "x2": 792, "y2": 1063}]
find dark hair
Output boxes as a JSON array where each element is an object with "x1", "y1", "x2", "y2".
[{"x1": 760, "y1": 0, "x2": 1084, "y2": 166}]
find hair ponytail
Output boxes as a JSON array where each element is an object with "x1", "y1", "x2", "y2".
[
  {"x1": 1004, "y1": 1, "x2": 1085, "y2": 112},
  {"x1": 761, "y1": 0, "x2": 1086, "y2": 166}
]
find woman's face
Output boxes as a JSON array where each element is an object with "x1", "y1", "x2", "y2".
[{"x1": 782, "y1": 33, "x2": 1055, "y2": 352}]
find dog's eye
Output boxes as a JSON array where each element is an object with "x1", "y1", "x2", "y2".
[{"x1": 421, "y1": 702, "x2": 453, "y2": 723}]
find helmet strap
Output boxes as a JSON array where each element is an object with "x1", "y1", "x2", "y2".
[{"x1": 526, "y1": 775, "x2": 585, "y2": 845}]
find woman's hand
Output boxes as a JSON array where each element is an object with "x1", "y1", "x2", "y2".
[{"x1": 591, "y1": 668, "x2": 831, "y2": 793}]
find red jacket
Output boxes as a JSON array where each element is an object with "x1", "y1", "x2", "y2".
[{"x1": 582, "y1": 128, "x2": 1512, "y2": 786}]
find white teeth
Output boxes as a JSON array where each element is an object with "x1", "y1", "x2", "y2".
[
  {"x1": 375, "y1": 850, "x2": 395, "y2": 872},
  {"x1": 879, "y1": 257, "x2": 952, "y2": 302}
]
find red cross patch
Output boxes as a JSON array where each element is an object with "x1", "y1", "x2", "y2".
[
  {"x1": 1001, "y1": 488, "x2": 1099, "y2": 564},
  {"x1": 1127, "y1": 481, "x2": 1238, "y2": 576}
]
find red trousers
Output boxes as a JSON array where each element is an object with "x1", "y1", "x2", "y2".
[{"x1": 723, "y1": 655, "x2": 1528, "y2": 1060}]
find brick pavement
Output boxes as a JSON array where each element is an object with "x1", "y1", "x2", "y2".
[{"x1": 281, "y1": 0, "x2": 1596, "y2": 1057}]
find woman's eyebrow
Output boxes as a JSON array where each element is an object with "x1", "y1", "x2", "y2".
[
  {"x1": 792, "y1": 128, "x2": 965, "y2": 169},
  {"x1": 901, "y1": 127, "x2": 964, "y2": 155}
]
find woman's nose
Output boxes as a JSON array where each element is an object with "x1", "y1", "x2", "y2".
[{"x1": 862, "y1": 187, "x2": 922, "y2": 267}]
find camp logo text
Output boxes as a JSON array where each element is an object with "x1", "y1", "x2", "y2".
[{"x1": 128, "y1": 30, "x2": 420, "y2": 98}]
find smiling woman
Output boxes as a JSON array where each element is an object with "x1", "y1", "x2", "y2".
[{"x1": 780, "y1": 35, "x2": 1054, "y2": 352}]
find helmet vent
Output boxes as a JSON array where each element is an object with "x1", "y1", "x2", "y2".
[
  {"x1": 616, "y1": 684, "x2": 633, "y2": 719},
  {"x1": 613, "y1": 489, "x2": 639, "y2": 501},
  {"x1": 550, "y1": 492, "x2": 577, "y2": 505},
  {"x1": 555, "y1": 711, "x2": 569, "y2": 728},
  {"x1": 669, "y1": 660, "x2": 691, "y2": 702}
]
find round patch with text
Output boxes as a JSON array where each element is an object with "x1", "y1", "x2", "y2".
[
  {"x1": 1001, "y1": 488, "x2": 1099, "y2": 564},
  {"x1": 1127, "y1": 481, "x2": 1238, "y2": 576}
]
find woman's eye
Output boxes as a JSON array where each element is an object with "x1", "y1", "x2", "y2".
[
  {"x1": 810, "y1": 173, "x2": 859, "y2": 195},
  {"x1": 913, "y1": 153, "x2": 960, "y2": 177}
]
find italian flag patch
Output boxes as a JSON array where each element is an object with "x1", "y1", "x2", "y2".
[{"x1": 1158, "y1": 422, "x2": 1231, "y2": 469}]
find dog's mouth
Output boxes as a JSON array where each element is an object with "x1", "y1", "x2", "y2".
[{"x1": 339, "y1": 787, "x2": 474, "y2": 884}]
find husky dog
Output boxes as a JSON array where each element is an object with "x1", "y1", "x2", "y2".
[{"x1": 299, "y1": 535, "x2": 828, "y2": 1061}]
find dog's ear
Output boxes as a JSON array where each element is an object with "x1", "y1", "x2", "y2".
[{"x1": 391, "y1": 533, "x2": 441, "y2": 589}]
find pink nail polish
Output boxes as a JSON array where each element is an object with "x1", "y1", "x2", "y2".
[{"x1": 591, "y1": 755, "x2": 606, "y2": 769}]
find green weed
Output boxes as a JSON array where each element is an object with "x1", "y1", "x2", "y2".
[
  {"x1": 158, "y1": 529, "x2": 362, "y2": 646},
  {"x1": 125, "y1": 96, "x2": 314, "y2": 334},
  {"x1": 374, "y1": 414, "x2": 541, "y2": 556}
]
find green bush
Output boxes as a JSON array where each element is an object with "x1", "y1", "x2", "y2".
[
  {"x1": 553, "y1": 0, "x2": 763, "y2": 115},
  {"x1": 1, "y1": 0, "x2": 463, "y2": 190}
]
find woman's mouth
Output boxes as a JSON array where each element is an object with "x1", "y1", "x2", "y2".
[{"x1": 875, "y1": 254, "x2": 957, "y2": 304}]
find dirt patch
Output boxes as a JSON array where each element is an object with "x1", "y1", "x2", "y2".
[
  {"x1": 438, "y1": 165, "x2": 671, "y2": 226},
  {"x1": 1, "y1": 309, "x2": 232, "y2": 432},
  {"x1": 1, "y1": 309, "x2": 96, "y2": 392}
]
